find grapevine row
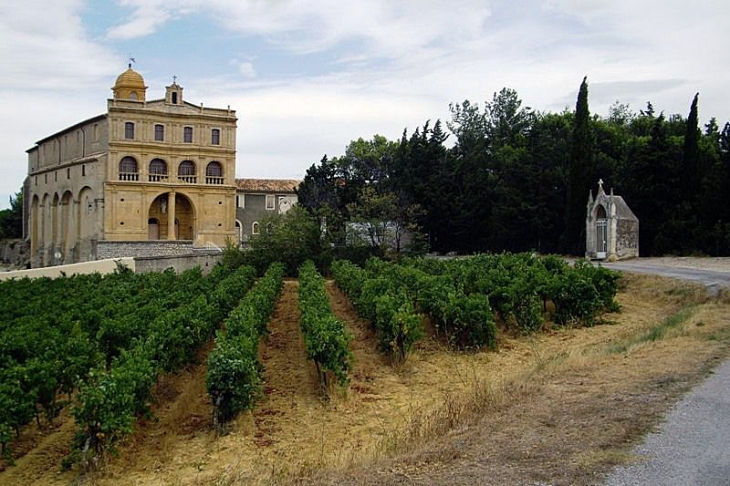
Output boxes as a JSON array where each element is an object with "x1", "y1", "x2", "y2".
[
  {"x1": 298, "y1": 261, "x2": 352, "y2": 395},
  {"x1": 330, "y1": 259, "x2": 423, "y2": 363},
  {"x1": 68, "y1": 265, "x2": 257, "y2": 466},
  {"x1": 332, "y1": 254, "x2": 619, "y2": 360},
  {"x1": 206, "y1": 262, "x2": 285, "y2": 427},
  {"x1": 1, "y1": 265, "x2": 226, "y2": 460}
]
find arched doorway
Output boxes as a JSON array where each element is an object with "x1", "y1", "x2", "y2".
[
  {"x1": 30, "y1": 195, "x2": 40, "y2": 261},
  {"x1": 148, "y1": 192, "x2": 195, "y2": 240},
  {"x1": 596, "y1": 205, "x2": 607, "y2": 259},
  {"x1": 60, "y1": 191, "x2": 73, "y2": 262},
  {"x1": 148, "y1": 218, "x2": 159, "y2": 239}
]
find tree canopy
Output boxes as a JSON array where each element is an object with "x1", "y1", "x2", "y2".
[
  {"x1": 296, "y1": 81, "x2": 730, "y2": 257},
  {"x1": 0, "y1": 191, "x2": 23, "y2": 240}
]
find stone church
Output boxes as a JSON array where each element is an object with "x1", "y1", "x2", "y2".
[
  {"x1": 585, "y1": 180, "x2": 639, "y2": 260},
  {"x1": 24, "y1": 65, "x2": 238, "y2": 268}
]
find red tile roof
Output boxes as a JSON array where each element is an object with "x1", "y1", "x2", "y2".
[{"x1": 235, "y1": 178, "x2": 300, "y2": 193}]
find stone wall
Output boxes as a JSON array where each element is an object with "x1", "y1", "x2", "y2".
[
  {"x1": 134, "y1": 251, "x2": 222, "y2": 274},
  {"x1": 616, "y1": 219, "x2": 640, "y2": 259},
  {"x1": 0, "y1": 257, "x2": 136, "y2": 281},
  {"x1": 96, "y1": 240, "x2": 194, "y2": 259},
  {"x1": 0, "y1": 239, "x2": 30, "y2": 268},
  {"x1": 1, "y1": 251, "x2": 223, "y2": 281}
]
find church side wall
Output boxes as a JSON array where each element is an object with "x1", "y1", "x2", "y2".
[
  {"x1": 27, "y1": 118, "x2": 109, "y2": 267},
  {"x1": 616, "y1": 219, "x2": 639, "y2": 259}
]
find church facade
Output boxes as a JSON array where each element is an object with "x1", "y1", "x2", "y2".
[{"x1": 25, "y1": 66, "x2": 238, "y2": 267}]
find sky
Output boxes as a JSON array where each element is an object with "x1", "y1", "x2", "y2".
[{"x1": 1, "y1": 0, "x2": 729, "y2": 210}]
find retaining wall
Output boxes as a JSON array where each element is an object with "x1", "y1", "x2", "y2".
[
  {"x1": 96, "y1": 240, "x2": 194, "y2": 259},
  {"x1": 0, "y1": 251, "x2": 222, "y2": 281}
]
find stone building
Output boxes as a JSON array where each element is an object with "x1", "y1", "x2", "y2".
[
  {"x1": 25, "y1": 65, "x2": 237, "y2": 267},
  {"x1": 585, "y1": 180, "x2": 639, "y2": 260},
  {"x1": 235, "y1": 179, "x2": 299, "y2": 245}
]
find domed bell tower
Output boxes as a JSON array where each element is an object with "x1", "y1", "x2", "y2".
[{"x1": 112, "y1": 63, "x2": 147, "y2": 101}]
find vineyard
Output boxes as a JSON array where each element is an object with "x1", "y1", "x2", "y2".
[
  {"x1": 332, "y1": 253, "x2": 619, "y2": 358},
  {"x1": 0, "y1": 262, "x2": 255, "y2": 466},
  {"x1": 0, "y1": 253, "x2": 626, "y2": 482}
]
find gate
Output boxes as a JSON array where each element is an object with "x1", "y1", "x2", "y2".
[{"x1": 596, "y1": 219, "x2": 608, "y2": 259}]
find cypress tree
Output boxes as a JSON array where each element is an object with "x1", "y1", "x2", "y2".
[
  {"x1": 683, "y1": 93, "x2": 701, "y2": 197},
  {"x1": 562, "y1": 76, "x2": 593, "y2": 255}
]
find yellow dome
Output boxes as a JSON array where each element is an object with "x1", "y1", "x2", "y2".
[{"x1": 112, "y1": 65, "x2": 147, "y2": 101}]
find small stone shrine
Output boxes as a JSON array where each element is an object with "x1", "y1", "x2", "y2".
[{"x1": 585, "y1": 180, "x2": 639, "y2": 260}]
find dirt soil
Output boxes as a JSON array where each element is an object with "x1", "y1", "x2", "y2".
[{"x1": 1, "y1": 273, "x2": 729, "y2": 485}]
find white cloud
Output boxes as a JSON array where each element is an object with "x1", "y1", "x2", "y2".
[
  {"x1": 0, "y1": 0, "x2": 119, "y2": 90},
  {"x1": 2, "y1": 0, "x2": 730, "y2": 209},
  {"x1": 0, "y1": 1, "x2": 120, "y2": 206},
  {"x1": 106, "y1": 2, "x2": 171, "y2": 40},
  {"x1": 237, "y1": 62, "x2": 257, "y2": 79},
  {"x1": 106, "y1": 0, "x2": 492, "y2": 61}
]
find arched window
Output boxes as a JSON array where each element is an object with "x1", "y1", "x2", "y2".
[
  {"x1": 124, "y1": 122, "x2": 135, "y2": 139},
  {"x1": 119, "y1": 156, "x2": 138, "y2": 181},
  {"x1": 205, "y1": 161, "x2": 224, "y2": 184},
  {"x1": 149, "y1": 159, "x2": 168, "y2": 182},
  {"x1": 235, "y1": 220, "x2": 242, "y2": 244},
  {"x1": 178, "y1": 160, "x2": 196, "y2": 183},
  {"x1": 252, "y1": 221, "x2": 260, "y2": 235}
]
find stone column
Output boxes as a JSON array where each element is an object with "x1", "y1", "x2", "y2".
[{"x1": 167, "y1": 191, "x2": 176, "y2": 240}]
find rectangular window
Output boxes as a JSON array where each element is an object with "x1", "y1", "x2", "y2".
[
  {"x1": 211, "y1": 128, "x2": 220, "y2": 145},
  {"x1": 93, "y1": 124, "x2": 99, "y2": 141},
  {"x1": 265, "y1": 194, "x2": 275, "y2": 210},
  {"x1": 124, "y1": 122, "x2": 135, "y2": 139},
  {"x1": 183, "y1": 126, "x2": 193, "y2": 143},
  {"x1": 82, "y1": 165, "x2": 86, "y2": 176},
  {"x1": 237, "y1": 193, "x2": 245, "y2": 208},
  {"x1": 67, "y1": 168, "x2": 70, "y2": 179},
  {"x1": 154, "y1": 124, "x2": 164, "y2": 141}
]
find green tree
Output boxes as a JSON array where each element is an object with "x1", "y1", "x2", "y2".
[
  {"x1": 248, "y1": 206, "x2": 323, "y2": 275},
  {"x1": 0, "y1": 191, "x2": 23, "y2": 239},
  {"x1": 562, "y1": 76, "x2": 594, "y2": 255},
  {"x1": 683, "y1": 93, "x2": 701, "y2": 198}
]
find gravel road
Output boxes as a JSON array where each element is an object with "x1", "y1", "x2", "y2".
[
  {"x1": 602, "y1": 260, "x2": 730, "y2": 296},
  {"x1": 604, "y1": 359, "x2": 730, "y2": 486},
  {"x1": 603, "y1": 258, "x2": 730, "y2": 486}
]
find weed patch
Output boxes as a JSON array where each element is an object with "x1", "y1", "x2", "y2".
[{"x1": 607, "y1": 306, "x2": 697, "y2": 354}]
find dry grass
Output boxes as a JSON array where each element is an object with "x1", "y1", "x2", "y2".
[
  {"x1": 2, "y1": 273, "x2": 729, "y2": 486},
  {"x1": 311, "y1": 274, "x2": 730, "y2": 485}
]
